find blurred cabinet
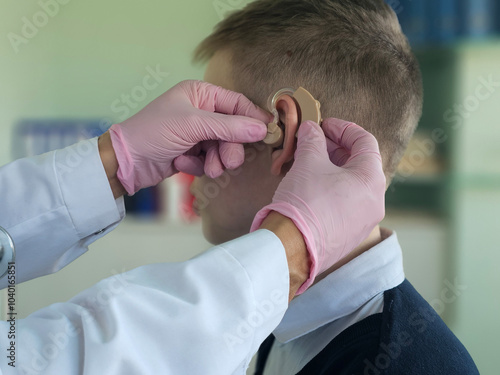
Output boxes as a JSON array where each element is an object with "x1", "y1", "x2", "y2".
[
  {"x1": 449, "y1": 42, "x2": 500, "y2": 375},
  {"x1": 386, "y1": 40, "x2": 500, "y2": 375}
]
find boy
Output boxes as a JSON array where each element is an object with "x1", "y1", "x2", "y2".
[{"x1": 189, "y1": 0, "x2": 479, "y2": 373}]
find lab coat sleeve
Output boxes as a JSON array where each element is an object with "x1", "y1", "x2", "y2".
[
  {"x1": 1, "y1": 230, "x2": 289, "y2": 375},
  {"x1": 0, "y1": 138, "x2": 125, "y2": 289}
]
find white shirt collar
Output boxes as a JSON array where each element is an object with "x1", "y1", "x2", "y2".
[{"x1": 273, "y1": 228, "x2": 405, "y2": 343}]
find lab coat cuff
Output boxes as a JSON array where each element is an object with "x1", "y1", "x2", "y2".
[
  {"x1": 54, "y1": 138, "x2": 124, "y2": 238},
  {"x1": 225, "y1": 230, "x2": 290, "y2": 312}
]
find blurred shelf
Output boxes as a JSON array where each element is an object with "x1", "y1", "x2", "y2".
[
  {"x1": 392, "y1": 173, "x2": 447, "y2": 185},
  {"x1": 386, "y1": 178, "x2": 448, "y2": 214},
  {"x1": 450, "y1": 174, "x2": 500, "y2": 189},
  {"x1": 412, "y1": 37, "x2": 500, "y2": 54},
  {"x1": 453, "y1": 37, "x2": 500, "y2": 50}
]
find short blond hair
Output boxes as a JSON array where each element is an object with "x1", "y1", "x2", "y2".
[{"x1": 195, "y1": 0, "x2": 423, "y2": 182}]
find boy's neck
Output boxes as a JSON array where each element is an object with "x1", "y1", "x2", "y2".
[{"x1": 312, "y1": 225, "x2": 382, "y2": 285}]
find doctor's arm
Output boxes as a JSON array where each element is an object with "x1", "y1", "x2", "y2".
[
  {"x1": 0, "y1": 137, "x2": 125, "y2": 288},
  {"x1": 0, "y1": 217, "x2": 307, "y2": 375}
]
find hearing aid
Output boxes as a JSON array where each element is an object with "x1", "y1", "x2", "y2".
[{"x1": 263, "y1": 87, "x2": 322, "y2": 175}]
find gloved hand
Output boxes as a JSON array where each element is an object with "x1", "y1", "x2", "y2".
[
  {"x1": 251, "y1": 118, "x2": 386, "y2": 294},
  {"x1": 109, "y1": 80, "x2": 270, "y2": 195}
]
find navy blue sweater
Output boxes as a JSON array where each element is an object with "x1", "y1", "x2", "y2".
[{"x1": 255, "y1": 280, "x2": 479, "y2": 374}]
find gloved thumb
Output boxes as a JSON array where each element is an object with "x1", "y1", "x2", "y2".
[
  {"x1": 196, "y1": 111, "x2": 268, "y2": 145},
  {"x1": 294, "y1": 121, "x2": 330, "y2": 164}
]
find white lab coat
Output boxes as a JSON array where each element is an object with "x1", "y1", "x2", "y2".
[{"x1": 0, "y1": 138, "x2": 289, "y2": 374}]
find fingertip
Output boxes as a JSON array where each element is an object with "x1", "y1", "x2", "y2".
[
  {"x1": 323, "y1": 118, "x2": 380, "y2": 157},
  {"x1": 246, "y1": 120, "x2": 268, "y2": 141},
  {"x1": 219, "y1": 142, "x2": 245, "y2": 170},
  {"x1": 326, "y1": 138, "x2": 348, "y2": 166},
  {"x1": 249, "y1": 105, "x2": 275, "y2": 125},
  {"x1": 211, "y1": 86, "x2": 270, "y2": 123},
  {"x1": 236, "y1": 96, "x2": 274, "y2": 124},
  {"x1": 297, "y1": 120, "x2": 323, "y2": 144},
  {"x1": 209, "y1": 114, "x2": 268, "y2": 144},
  {"x1": 204, "y1": 143, "x2": 225, "y2": 179},
  {"x1": 232, "y1": 118, "x2": 268, "y2": 143},
  {"x1": 174, "y1": 156, "x2": 205, "y2": 177},
  {"x1": 293, "y1": 121, "x2": 329, "y2": 163},
  {"x1": 205, "y1": 164, "x2": 224, "y2": 179},
  {"x1": 322, "y1": 118, "x2": 355, "y2": 143},
  {"x1": 322, "y1": 118, "x2": 354, "y2": 128}
]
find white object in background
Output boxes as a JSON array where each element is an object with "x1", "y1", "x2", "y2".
[
  {"x1": 382, "y1": 211, "x2": 447, "y2": 305},
  {"x1": 166, "y1": 177, "x2": 183, "y2": 222}
]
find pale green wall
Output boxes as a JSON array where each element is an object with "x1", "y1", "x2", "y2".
[{"x1": 0, "y1": 0, "x2": 250, "y2": 165}]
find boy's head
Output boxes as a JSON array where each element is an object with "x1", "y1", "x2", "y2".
[{"x1": 190, "y1": 0, "x2": 423, "y2": 245}]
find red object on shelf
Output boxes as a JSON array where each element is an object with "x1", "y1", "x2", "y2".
[{"x1": 177, "y1": 173, "x2": 198, "y2": 223}]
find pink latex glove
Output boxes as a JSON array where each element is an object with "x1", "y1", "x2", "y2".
[
  {"x1": 109, "y1": 80, "x2": 270, "y2": 195},
  {"x1": 251, "y1": 119, "x2": 386, "y2": 294}
]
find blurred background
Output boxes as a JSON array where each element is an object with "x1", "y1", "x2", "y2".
[{"x1": 0, "y1": 0, "x2": 499, "y2": 373}]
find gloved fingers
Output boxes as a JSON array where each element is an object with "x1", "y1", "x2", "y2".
[
  {"x1": 174, "y1": 155, "x2": 205, "y2": 177},
  {"x1": 325, "y1": 138, "x2": 350, "y2": 167},
  {"x1": 322, "y1": 118, "x2": 382, "y2": 169},
  {"x1": 195, "y1": 81, "x2": 273, "y2": 124},
  {"x1": 183, "y1": 142, "x2": 203, "y2": 157},
  {"x1": 294, "y1": 121, "x2": 329, "y2": 164},
  {"x1": 178, "y1": 141, "x2": 245, "y2": 176},
  {"x1": 218, "y1": 141, "x2": 245, "y2": 170},
  {"x1": 173, "y1": 143, "x2": 205, "y2": 175},
  {"x1": 176, "y1": 81, "x2": 269, "y2": 145},
  {"x1": 203, "y1": 141, "x2": 225, "y2": 179},
  {"x1": 198, "y1": 111, "x2": 268, "y2": 144},
  {"x1": 322, "y1": 118, "x2": 361, "y2": 148}
]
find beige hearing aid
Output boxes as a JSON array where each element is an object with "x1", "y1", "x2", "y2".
[{"x1": 263, "y1": 87, "x2": 322, "y2": 148}]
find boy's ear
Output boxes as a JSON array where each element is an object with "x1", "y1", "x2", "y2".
[{"x1": 270, "y1": 95, "x2": 300, "y2": 176}]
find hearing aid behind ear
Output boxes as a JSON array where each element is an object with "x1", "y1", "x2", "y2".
[
  {"x1": 293, "y1": 87, "x2": 322, "y2": 126},
  {"x1": 263, "y1": 87, "x2": 322, "y2": 175},
  {"x1": 263, "y1": 87, "x2": 322, "y2": 148}
]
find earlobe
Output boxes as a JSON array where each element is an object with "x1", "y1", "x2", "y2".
[{"x1": 270, "y1": 95, "x2": 300, "y2": 176}]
